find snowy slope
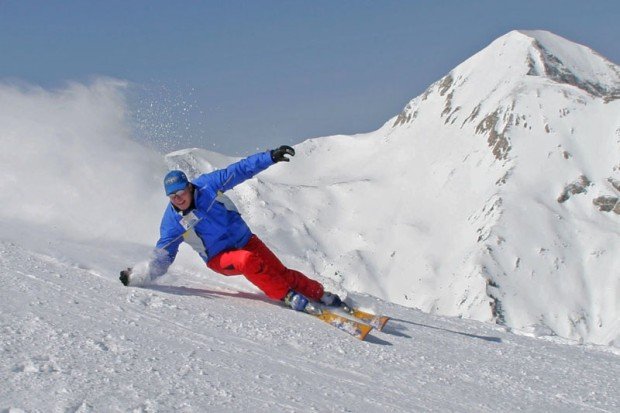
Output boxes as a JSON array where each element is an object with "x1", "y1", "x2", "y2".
[
  {"x1": 166, "y1": 30, "x2": 620, "y2": 347},
  {"x1": 1, "y1": 237, "x2": 619, "y2": 412}
]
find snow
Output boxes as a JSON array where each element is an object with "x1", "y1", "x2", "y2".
[
  {"x1": 1, "y1": 31, "x2": 619, "y2": 411},
  {"x1": 0, "y1": 79, "x2": 165, "y2": 244},
  {"x1": 1, "y1": 240, "x2": 619, "y2": 412}
]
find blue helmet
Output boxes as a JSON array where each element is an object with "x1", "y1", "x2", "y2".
[{"x1": 163, "y1": 170, "x2": 189, "y2": 195}]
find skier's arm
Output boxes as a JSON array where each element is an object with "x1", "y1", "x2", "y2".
[
  {"x1": 118, "y1": 238, "x2": 179, "y2": 287},
  {"x1": 119, "y1": 208, "x2": 184, "y2": 286},
  {"x1": 150, "y1": 236, "x2": 182, "y2": 278},
  {"x1": 149, "y1": 210, "x2": 184, "y2": 279},
  {"x1": 193, "y1": 146, "x2": 295, "y2": 192}
]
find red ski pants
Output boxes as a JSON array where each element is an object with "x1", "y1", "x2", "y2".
[{"x1": 207, "y1": 235, "x2": 324, "y2": 301}]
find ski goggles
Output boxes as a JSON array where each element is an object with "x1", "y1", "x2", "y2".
[{"x1": 168, "y1": 185, "x2": 189, "y2": 199}]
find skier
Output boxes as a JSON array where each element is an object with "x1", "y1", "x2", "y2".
[{"x1": 119, "y1": 145, "x2": 342, "y2": 312}]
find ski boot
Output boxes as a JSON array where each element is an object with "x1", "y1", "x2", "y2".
[
  {"x1": 284, "y1": 290, "x2": 310, "y2": 311},
  {"x1": 320, "y1": 291, "x2": 343, "y2": 307}
]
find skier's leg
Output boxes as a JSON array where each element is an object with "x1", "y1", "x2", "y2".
[
  {"x1": 206, "y1": 252, "x2": 243, "y2": 275},
  {"x1": 207, "y1": 246, "x2": 291, "y2": 300},
  {"x1": 207, "y1": 235, "x2": 325, "y2": 301},
  {"x1": 244, "y1": 235, "x2": 324, "y2": 301}
]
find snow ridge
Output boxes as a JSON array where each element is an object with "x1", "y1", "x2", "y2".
[{"x1": 520, "y1": 30, "x2": 620, "y2": 101}]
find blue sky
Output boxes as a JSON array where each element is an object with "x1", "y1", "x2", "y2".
[{"x1": 1, "y1": 0, "x2": 619, "y2": 155}]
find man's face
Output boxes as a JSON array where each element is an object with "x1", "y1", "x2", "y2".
[{"x1": 169, "y1": 185, "x2": 193, "y2": 210}]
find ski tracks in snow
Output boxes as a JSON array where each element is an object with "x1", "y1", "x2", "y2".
[{"x1": 1, "y1": 241, "x2": 619, "y2": 412}]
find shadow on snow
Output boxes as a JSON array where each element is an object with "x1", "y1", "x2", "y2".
[{"x1": 391, "y1": 317, "x2": 503, "y2": 343}]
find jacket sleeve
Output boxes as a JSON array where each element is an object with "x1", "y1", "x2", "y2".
[
  {"x1": 193, "y1": 151, "x2": 274, "y2": 193},
  {"x1": 149, "y1": 207, "x2": 184, "y2": 279}
]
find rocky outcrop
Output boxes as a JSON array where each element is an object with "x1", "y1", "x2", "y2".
[
  {"x1": 593, "y1": 196, "x2": 620, "y2": 214},
  {"x1": 557, "y1": 175, "x2": 591, "y2": 203},
  {"x1": 586, "y1": 178, "x2": 620, "y2": 215},
  {"x1": 608, "y1": 177, "x2": 620, "y2": 192},
  {"x1": 476, "y1": 110, "x2": 511, "y2": 161}
]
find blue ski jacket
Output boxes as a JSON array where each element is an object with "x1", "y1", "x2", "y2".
[{"x1": 149, "y1": 151, "x2": 275, "y2": 278}]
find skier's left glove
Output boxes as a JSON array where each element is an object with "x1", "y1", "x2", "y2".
[
  {"x1": 271, "y1": 145, "x2": 295, "y2": 162},
  {"x1": 119, "y1": 268, "x2": 132, "y2": 286}
]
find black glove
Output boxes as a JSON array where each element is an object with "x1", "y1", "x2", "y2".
[
  {"x1": 271, "y1": 145, "x2": 295, "y2": 162},
  {"x1": 119, "y1": 268, "x2": 132, "y2": 286}
]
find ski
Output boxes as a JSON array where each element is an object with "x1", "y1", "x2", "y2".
[
  {"x1": 304, "y1": 303, "x2": 373, "y2": 341},
  {"x1": 340, "y1": 304, "x2": 390, "y2": 331}
]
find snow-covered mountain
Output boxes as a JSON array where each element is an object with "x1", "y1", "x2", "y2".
[
  {"x1": 168, "y1": 30, "x2": 620, "y2": 347},
  {"x1": 381, "y1": 30, "x2": 620, "y2": 345}
]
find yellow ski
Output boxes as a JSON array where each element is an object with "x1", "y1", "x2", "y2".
[
  {"x1": 341, "y1": 305, "x2": 390, "y2": 331},
  {"x1": 304, "y1": 304, "x2": 373, "y2": 341}
]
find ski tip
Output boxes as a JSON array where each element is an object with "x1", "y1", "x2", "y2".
[
  {"x1": 358, "y1": 324, "x2": 373, "y2": 341},
  {"x1": 376, "y1": 316, "x2": 390, "y2": 331}
]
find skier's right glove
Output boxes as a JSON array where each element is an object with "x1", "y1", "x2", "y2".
[{"x1": 119, "y1": 268, "x2": 132, "y2": 286}]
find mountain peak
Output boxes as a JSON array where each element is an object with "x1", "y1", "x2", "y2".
[
  {"x1": 390, "y1": 30, "x2": 619, "y2": 131},
  {"x1": 479, "y1": 30, "x2": 619, "y2": 100}
]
